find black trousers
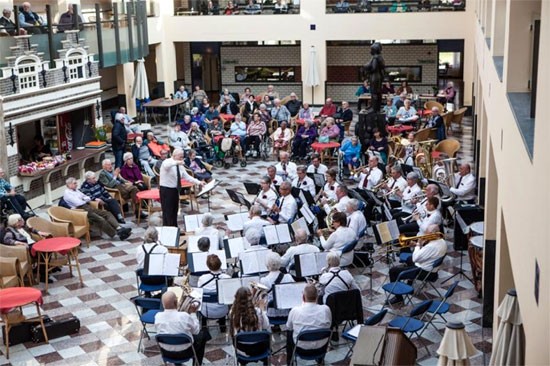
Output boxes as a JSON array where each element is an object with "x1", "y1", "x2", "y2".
[
  {"x1": 104, "y1": 198, "x2": 122, "y2": 218},
  {"x1": 246, "y1": 135, "x2": 261, "y2": 152},
  {"x1": 399, "y1": 222, "x2": 419, "y2": 236},
  {"x1": 1, "y1": 195, "x2": 28, "y2": 217},
  {"x1": 160, "y1": 186, "x2": 179, "y2": 227}
]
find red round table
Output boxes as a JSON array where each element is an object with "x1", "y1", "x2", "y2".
[
  {"x1": 295, "y1": 118, "x2": 320, "y2": 126},
  {"x1": 0, "y1": 287, "x2": 49, "y2": 358},
  {"x1": 311, "y1": 142, "x2": 340, "y2": 164},
  {"x1": 387, "y1": 125, "x2": 414, "y2": 135},
  {"x1": 136, "y1": 189, "x2": 162, "y2": 224},
  {"x1": 219, "y1": 113, "x2": 235, "y2": 122},
  {"x1": 32, "y1": 237, "x2": 82, "y2": 292}
]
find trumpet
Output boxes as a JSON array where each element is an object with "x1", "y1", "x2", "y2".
[
  {"x1": 372, "y1": 178, "x2": 391, "y2": 192},
  {"x1": 351, "y1": 165, "x2": 368, "y2": 179},
  {"x1": 398, "y1": 232, "x2": 444, "y2": 247},
  {"x1": 402, "y1": 208, "x2": 426, "y2": 222},
  {"x1": 250, "y1": 281, "x2": 269, "y2": 307}
]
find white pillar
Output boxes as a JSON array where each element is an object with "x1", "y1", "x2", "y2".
[
  {"x1": 116, "y1": 62, "x2": 136, "y2": 116},
  {"x1": 155, "y1": 41, "x2": 177, "y2": 98}
]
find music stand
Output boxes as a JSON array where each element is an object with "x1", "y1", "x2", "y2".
[
  {"x1": 196, "y1": 180, "x2": 220, "y2": 211},
  {"x1": 243, "y1": 182, "x2": 261, "y2": 195},
  {"x1": 442, "y1": 210, "x2": 473, "y2": 284},
  {"x1": 401, "y1": 164, "x2": 414, "y2": 177},
  {"x1": 226, "y1": 189, "x2": 251, "y2": 211}
]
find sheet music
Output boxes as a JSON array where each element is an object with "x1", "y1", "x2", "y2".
[
  {"x1": 296, "y1": 252, "x2": 328, "y2": 277},
  {"x1": 263, "y1": 225, "x2": 279, "y2": 245},
  {"x1": 147, "y1": 253, "x2": 181, "y2": 276},
  {"x1": 276, "y1": 224, "x2": 292, "y2": 243},
  {"x1": 240, "y1": 248, "x2": 270, "y2": 274},
  {"x1": 217, "y1": 276, "x2": 260, "y2": 305},
  {"x1": 184, "y1": 214, "x2": 204, "y2": 232},
  {"x1": 224, "y1": 237, "x2": 250, "y2": 258},
  {"x1": 383, "y1": 203, "x2": 393, "y2": 221},
  {"x1": 346, "y1": 324, "x2": 362, "y2": 339},
  {"x1": 274, "y1": 282, "x2": 308, "y2": 309},
  {"x1": 376, "y1": 220, "x2": 400, "y2": 244},
  {"x1": 291, "y1": 217, "x2": 310, "y2": 235},
  {"x1": 226, "y1": 212, "x2": 249, "y2": 232},
  {"x1": 313, "y1": 173, "x2": 325, "y2": 187},
  {"x1": 155, "y1": 226, "x2": 180, "y2": 247},
  {"x1": 198, "y1": 179, "x2": 217, "y2": 197},
  {"x1": 188, "y1": 250, "x2": 227, "y2": 273},
  {"x1": 300, "y1": 205, "x2": 315, "y2": 224},
  {"x1": 188, "y1": 235, "x2": 219, "y2": 253}
]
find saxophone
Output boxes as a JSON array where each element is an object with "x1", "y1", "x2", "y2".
[{"x1": 176, "y1": 269, "x2": 201, "y2": 313}]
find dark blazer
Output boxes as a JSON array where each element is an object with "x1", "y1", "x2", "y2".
[
  {"x1": 111, "y1": 120, "x2": 127, "y2": 151},
  {"x1": 220, "y1": 101, "x2": 239, "y2": 115},
  {"x1": 0, "y1": 17, "x2": 17, "y2": 35}
]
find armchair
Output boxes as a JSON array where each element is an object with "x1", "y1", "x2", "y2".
[
  {"x1": 0, "y1": 257, "x2": 22, "y2": 288},
  {"x1": 47, "y1": 206, "x2": 90, "y2": 247},
  {"x1": 0, "y1": 244, "x2": 33, "y2": 285}
]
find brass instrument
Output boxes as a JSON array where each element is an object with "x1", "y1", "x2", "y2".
[
  {"x1": 372, "y1": 178, "x2": 391, "y2": 192},
  {"x1": 415, "y1": 139, "x2": 438, "y2": 179},
  {"x1": 175, "y1": 269, "x2": 202, "y2": 313},
  {"x1": 351, "y1": 165, "x2": 369, "y2": 179},
  {"x1": 402, "y1": 208, "x2": 426, "y2": 223},
  {"x1": 436, "y1": 158, "x2": 458, "y2": 203},
  {"x1": 250, "y1": 281, "x2": 269, "y2": 307},
  {"x1": 398, "y1": 232, "x2": 444, "y2": 247}
]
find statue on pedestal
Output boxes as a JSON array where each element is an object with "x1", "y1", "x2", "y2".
[{"x1": 364, "y1": 42, "x2": 385, "y2": 113}]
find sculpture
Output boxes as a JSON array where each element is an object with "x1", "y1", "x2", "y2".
[{"x1": 364, "y1": 42, "x2": 385, "y2": 113}]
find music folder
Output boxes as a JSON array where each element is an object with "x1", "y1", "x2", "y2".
[
  {"x1": 364, "y1": 190, "x2": 384, "y2": 207},
  {"x1": 310, "y1": 173, "x2": 325, "y2": 187},
  {"x1": 184, "y1": 214, "x2": 205, "y2": 233},
  {"x1": 299, "y1": 190, "x2": 315, "y2": 206},
  {"x1": 263, "y1": 224, "x2": 292, "y2": 245},
  {"x1": 273, "y1": 282, "x2": 308, "y2": 309},
  {"x1": 226, "y1": 189, "x2": 252, "y2": 209},
  {"x1": 197, "y1": 179, "x2": 219, "y2": 197},
  {"x1": 299, "y1": 205, "x2": 315, "y2": 224},
  {"x1": 187, "y1": 250, "x2": 228, "y2": 273},
  {"x1": 239, "y1": 248, "x2": 271, "y2": 275},
  {"x1": 223, "y1": 236, "x2": 250, "y2": 258},
  {"x1": 291, "y1": 217, "x2": 310, "y2": 236},
  {"x1": 243, "y1": 182, "x2": 261, "y2": 195},
  {"x1": 187, "y1": 235, "x2": 219, "y2": 253},
  {"x1": 375, "y1": 220, "x2": 400, "y2": 244},
  {"x1": 294, "y1": 252, "x2": 328, "y2": 278},
  {"x1": 225, "y1": 212, "x2": 250, "y2": 232},
  {"x1": 145, "y1": 253, "x2": 181, "y2": 276},
  {"x1": 155, "y1": 226, "x2": 180, "y2": 248},
  {"x1": 216, "y1": 276, "x2": 260, "y2": 305}
]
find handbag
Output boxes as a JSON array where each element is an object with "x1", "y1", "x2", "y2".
[{"x1": 319, "y1": 136, "x2": 329, "y2": 143}]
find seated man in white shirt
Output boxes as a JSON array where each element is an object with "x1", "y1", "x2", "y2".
[
  {"x1": 255, "y1": 176, "x2": 278, "y2": 217},
  {"x1": 386, "y1": 224, "x2": 447, "y2": 305},
  {"x1": 449, "y1": 163, "x2": 477, "y2": 204},
  {"x1": 322, "y1": 185, "x2": 350, "y2": 215},
  {"x1": 243, "y1": 205, "x2": 271, "y2": 237},
  {"x1": 286, "y1": 284, "x2": 332, "y2": 365},
  {"x1": 307, "y1": 154, "x2": 328, "y2": 175},
  {"x1": 319, "y1": 252, "x2": 359, "y2": 303},
  {"x1": 197, "y1": 254, "x2": 231, "y2": 332},
  {"x1": 240, "y1": 229, "x2": 268, "y2": 261},
  {"x1": 379, "y1": 166, "x2": 408, "y2": 208},
  {"x1": 268, "y1": 182, "x2": 298, "y2": 224},
  {"x1": 154, "y1": 291, "x2": 211, "y2": 364},
  {"x1": 392, "y1": 172, "x2": 423, "y2": 219},
  {"x1": 398, "y1": 196, "x2": 442, "y2": 236},
  {"x1": 275, "y1": 151, "x2": 298, "y2": 182},
  {"x1": 356, "y1": 156, "x2": 383, "y2": 191},
  {"x1": 292, "y1": 165, "x2": 316, "y2": 197},
  {"x1": 345, "y1": 199, "x2": 367, "y2": 238},
  {"x1": 320, "y1": 212, "x2": 357, "y2": 267},
  {"x1": 136, "y1": 226, "x2": 168, "y2": 268},
  {"x1": 281, "y1": 229, "x2": 320, "y2": 271},
  {"x1": 195, "y1": 213, "x2": 223, "y2": 249}
]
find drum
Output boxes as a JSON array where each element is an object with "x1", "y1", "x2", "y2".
[
  {"x1": 470, "y1": 221, "x2": 484, "y2": 236},
  {"x1": 468, "y1": 235, "x2": 484, "y2": 293}
]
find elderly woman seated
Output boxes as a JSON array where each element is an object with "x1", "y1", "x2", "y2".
[
  {"x1": 185, "y1": 149, "x2": 212, "y2": 182},
  {"x1": 229, "y1": 113, "x2": 247, "y2": 152},
  {"x1": 245, "y1": 112, "x2": 267, "y2": 158},
  {"x1": 120, "y1": 152, "x2": 148, "y2": 191},
  {"x1": 339, "y1": 136, "x2": 362, "y2": 178},
  {"x1": 396, "y1": 99, "x2": 419, "y2": 125},
  {"x1": 292, "y1": 120, "x2": 317, "y2": 159},
  {"x1": 272, "y1": 121, "x2": 292, "y2": 157},
  {"x1": 145, "y1": 131, "x2": 170, "y2": 158},
  {"x1": 131, "y1": 135, "x2": 157, "y2": 178},
  {"x1": 169, "y1": 123, "x2": 191, "y2": 151},
  {"x1": 319, "y1": 117, "x2": 340, "y2": 141}
]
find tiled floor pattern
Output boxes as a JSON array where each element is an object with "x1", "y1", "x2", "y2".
[{"x1": 0, "y1": 116, "x2": 490, "y2": 365}]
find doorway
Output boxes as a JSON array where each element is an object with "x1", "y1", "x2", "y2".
[{"x1": 191, "y1": 42, "x2": 221, "y2": 99}]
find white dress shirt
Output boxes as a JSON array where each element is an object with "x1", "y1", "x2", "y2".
[
  {"x1": 276, "y1": 194, "x2": 298, "y2": 223},
  {"x1": 319, "y1": 267, "x2": 359, "y2": 303},
  {"x1": 322, "y1": 226, "x2": 357, "y2": 266},
  {"x1": 323, "y1": 181, "x2": 340, "y2": 201},
  {"x1": 357, "y1": 167, "x2": 383, "y2": 190},
  {"x1": 195, "y1": 226, "x2": 223, "y2": 249},
  {"x1": 386, "y1": 176, "x2": 408, "y2": 201},
  {"x1": 275, "y1": 161, "x2": 298, "y2": 182},
  {"x1": 160, "y1": 158, "x2": 201, "y2": 188},
  {"x1": 286, "y1": 302, "x2": 332, "y2": 348},
  {"x1": 136, "y1": 242, "x2": 168, "y2": 269},
  {"x1": 243, "y1": 216, "x2": 270, "y2": 236},
  {"x1": 449, "y1": 173, "x2": 476, "y2": 201},
  {"x1": 197, "y1": 271, "x2": 231, "y2": 319},
  {"x1": 155, "y1": 309, "x2": 200, "y2": 351},
  {"x1": 255, "y1": 189, "x2": 278, "y2": 216},
  {"x1": 416, "y1": 209, "x2": 443, "y2": 235},
  {"x1": 401, "y1": 184, "x2": 422, "y2": 204},
  {"x1": 260, "y1": 271, "x2": 294, "y2": 317},
  {"x1": 63, "y1": 188, "x2": 91, "y2": 208},
  {"x1": 347, "y1": 211, "x2": 367, "y2": 238},
  {"x1": 307, "y1": 163, "x2": 328, "y2": 175},
  {"x1": 324, "y1": 195, "x2": 350, "y2": 214},
  {"x1": 281, "y1": 243, "x2": 320, "y2": 269},
  {"x1": 412, "y1": 238, "x2": 447, "y2": 271},
  {"x1": 292, "y1": 176, "x2": 316, "y2": 197}
]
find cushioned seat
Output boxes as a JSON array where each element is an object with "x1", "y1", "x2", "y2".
[{"x1": 47, "y1": 206, "x2": 90, "y2": 247}]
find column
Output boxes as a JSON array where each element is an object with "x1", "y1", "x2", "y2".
[
  {"x1": 0, "y1": 101, "x2": 8, "y2": 174},
  {"x1": 116, "y1": 62, "x2": 136, "y2": 116},
  {"x1": 155, "y1": 41, "x2": 177, "y2": 98}
]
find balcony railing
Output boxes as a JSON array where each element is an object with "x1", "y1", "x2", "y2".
[
  {"x1": 325, "y1": 0, "x2": 465, "y2": 13},
  {"x1": 173, "y1": 0, "x2": 300, "y2": 16}
]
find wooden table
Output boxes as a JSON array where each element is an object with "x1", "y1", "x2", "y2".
[
  {"x1": 311, "y1": 141, "x2": 340, "y2": 164},
  {"x1": 387, "y1": 125, "x2": 414, "y2": 135},
  {"x1": 219, "y1": 113, "x2": 235, "y2": 122},
  {"x1": 32, "y1": 237, "x2": 82, "y2": 292},
  {"x1": 0, "y1": 287, "x2": 49, "y2": 358},
  {"x1": 143, "y1": 98, "x2": 186, "y2": 125}
]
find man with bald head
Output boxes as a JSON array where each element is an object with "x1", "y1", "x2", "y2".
[
  {"x1": 450, "y1": 163, "x2": 476, "y2": 204},
  {"x1": 155, "y1": 291, "x2": 209, "y2": 364},
  {"x1": 19, "y1": 2, "x2": 46, "y2": 34},
  {"x1": 280, "y1": 229, "x2": 320, "y2": 270}
]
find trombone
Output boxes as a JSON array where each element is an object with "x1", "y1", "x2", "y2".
[{"x1": 398, "y1": 232, "x2": 444, "y2": 247}]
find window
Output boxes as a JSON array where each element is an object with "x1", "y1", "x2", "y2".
[
  {"x1": 17, "y1": 59, "x2": 39, "y2": 92},
  {"x1": 66, "y1": 51, "x2": 85, "y2": 81},
  {"x1": 234, "y1": 67, "x2": 296, "y2": 82},
  {"x1": 383, "y1": 66, "x2": 422, "y2": 83}
]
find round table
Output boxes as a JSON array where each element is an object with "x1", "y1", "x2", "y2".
[
  {"x1": 470, "y1": 221, "x2": 484, "y2": 235},
  {"x1": 136, "y1": 189, "x2": 161, "y2": 224},
  {"x1": 295, "y1": 118, "x2": 320, "y2": 126},
  {"x1": 32, "y1": 237, "x2": 82, "y2": 292},
  {"x1": 387, "y1": 125, "x2": 414, "y2": 135},
  {"x1": 0, "y1": 287, "x2": 49, "y2": 358},
  {"x1": 219, "y1": 113, "x2": 235, "y2": 122},
  {"x1": 311, "y1": 142, "x2": 340, "y2": 164}
]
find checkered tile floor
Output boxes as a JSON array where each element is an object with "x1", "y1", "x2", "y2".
[{"x1": 0, "y1": 115, "x2": 491, "y2": 365}]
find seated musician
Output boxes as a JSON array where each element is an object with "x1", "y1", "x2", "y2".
[
  {"x1": 281, "y1": 229, "x2": 320, "y2": 271},
  {"x1": 243, "y1": 205, "x2": 270, "y2": 236},
  {"x1": 320, "y1": 212, "x2": 357, "y2": 267},
  {"x1": 197, "y1": 237, "x2": 211, "y2": 252},
  {"x1": 292, "y1": 120, "x2": 317, "y2": 159},
  {"x1": 346, "y1": 199, "x2": 367, "y2": 238},
  {"x1": 285, "y1": 284, "x2": 332, "y2": 365},
  {"x1": 322, "y1": 185, "x2": 350, "y2": 215},
  {"x1": 392, "y1": 172, "x2": 422, "y2": 217},
  {"x1": 268, "y1": 182, "x2": 298, "y2": 224},
  {"x1": 318, "y1": 252, "x2": 359, "y2": 303},
  {"x1": 320, "y1": 168, "x2": 340, "y2": 202},
  {"x1": 306, "y1": 154, "x2": 328, "y2": 175},
  {"x1": 275, "y1": 151, "x2": 298, "y2": 182},
  {"x1": 266, "y1": 166, "x2": 281, "y2": 189},
  {"x1": 356, "y1": 156, "x2": 383, "y2": 191},
  {"x1": 449, "y1": 163, "x2": 476, "y2": 204},
  {"x1": 379, "y1": 166, "x2": 408, "y2": 208},
  {"x1": 198, "y1": 254, "x2": 231, "y2": 331},
  {"x1": 292, "y1": 166, "x2": 316, "y2": 197},
  {"x1": 255, "y1": 177, "x2": 278, "y2": 218},
  {"x1": 155, "y1": 291, "x2": 210, "y2": 365},
  {"x1": 385, "y1": 224, "x2": 447, "y2": 305},
  {"x1": 260, "y1": 252, "x2": 295, "y2": 321},
  {"x1": 195, "y1": 213, "x2": 222, "y2": 249},
  {"x1": 241, "y1": 228, "x2": 267, "y2": 256},
  {"x1": 399, "y1": 196, "x2": 442, "y2": 236},
  {"x1": 395, "y1": 99, "x2": 419, "y2": 125}
]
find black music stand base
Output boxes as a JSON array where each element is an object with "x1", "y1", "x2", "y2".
[{"x1": 442, "y1": 250, "x2": 473, "y2": 284}]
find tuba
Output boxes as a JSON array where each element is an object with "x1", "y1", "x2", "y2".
[
  {"x1": 436, "y1": 158, "x2": 458, "y2": 203},
  {"x1": 249, "y1": 281, "x2": 269, "y2": 307},
  {"x1": 176, "y1": 270, "x2": 201, "y2": 313}
]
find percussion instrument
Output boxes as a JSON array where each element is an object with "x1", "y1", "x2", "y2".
[{"x1": 468, "y1": 235, "x2": 484, "y2": 293}]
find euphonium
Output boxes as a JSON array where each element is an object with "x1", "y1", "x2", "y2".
[
  {"x1": 398, "y1": 232, "x2": 444, "y2": 247},
  {"x1": 250, "y1": 281, "x2": 269, "y2": 307},
  {"x1": 176, "y1": 269, "x2": 201, "y2": 313}
]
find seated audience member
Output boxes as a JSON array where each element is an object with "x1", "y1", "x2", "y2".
[
  {"x1": 185, "y1": 149, "x2": 212, "y2": 182},
  {"x1": 334, "y1": 0, "x2": 350, "y2": 13},
  {"x1": 230, "y1": 114, "x2": 247, "y2": 151},
  {"x1": 320, "y1": 212, "x2": 356, "y2": 267},
  {"x1": 198, "y1": 254, "x2": 231, "y2": 330},
  {"x1": 346, "y1": 199, "x2": 367, "y2": 238},
  {"x1": 368, "y1": 128, "x2": 388, "y2": 163},
  {"x1": 271, "y1": 98, "x2": 291, "y2": 126},
  {"x1": 120, "y1": 153, "x2": 148, "y2": 191},
  {"x1": 258, "y1": 103, "x2": 272, "y2": 125},
  {"x1": 285, "y1": 92, "x2": 302, "y2": 117},
  {"x1": 273, "y1": 0, "x2": 288, "y2": 14},
  {"x1": 203, "y1": 104, "x2": 220, "y2": 125},
  {"x1": 318, "y1": 252, "x2": 359, "y2": 303},
  {"x1": 390, "y1": 0, "x2": 408, "y2": 12},
  {"x1": 195, "y1": 213, "x2": 222, "y2": 249},
  {"x1": 63, "y1": 177, "x2": 131, "y2": 240},
  {"x1": 98, "y1": 159, "x2": 141, "y2": 218},
  {"x1": 218, "y1": 88, "x2": 236, "y2": 105},
  {"x1": 57, "y1": 4, "x2": 83, "y2": 32},
  {"x1": 18, "y1": 2, "x2": 47, "y2": 34},
  {"x1": 385, "y1": 224, "x2": 447, "y2": 305},
  {"x1": 145, "y1": 131, "x2": 170, "y2": 158},
  {"x1": 307, "y1": 154, "x2": 328, "y2": 175},
  {"x1": 169, "y1": 123, "x2": 191, "y2": 151},
  {"x1": 275, "y1": 151, "x2": 298, "y2": 182},
  {"x1": 396, "y1": 81, "x2": 413, "y2": 95},
  {"x1": 114, "y1": 106, "x2": 137, "y2": 134},
  {"x1": 334, "y1": 101, "x2": 352, "y2": 140},
  {"x1": 174, "y1": 85, "x2": 189, "y2": 100},
  {"x1": 136, "y1": 226, "x2": 168, "y2": 268},
  {"x1": 449, "y1": 163, "x2": 477, "y2": 203},
  {"x1": 155, "y1": 291, "x2": 210, "y2": 365},
  {"x1": 81, "y1": 171, "x2": 125, "y2": 224},
  {"x1": 180, "y1": 115, "x2": 193, "y2": 133},
  {"x1": 154, "y1": 149, "x2": 169, "y2": 172},
  {"x1": 223, "y1": 0, "x2": 239, "y2": 14},
  {"x1": 188, "y1": 122, "x2": 208, "y2": 148},
  {"x1": 424, "y1": 106, "x2": 446, "y2": 142},
  {"x1": 243, "y1": 94, "x2": 258, "y2": 122},
  {"x1": 30, "y1": 135, "x2": 52, "y2": 161},
  {"x1": 355, "y1": 0, "x2": 372, "y2": 12},
  {"x1": 272, "y1": 122, "x2": 292, "y2": 157},
  {"x1": 262, "y1": 95, "x2": 274, "y2": 112},
  {"x1": 292, "y1": 166, "x2": 316, "y2": 197},
  {"x1": 0, "y1": 9, "x2": 26, "y2": 36},
  {"x1": 298, "y1": 102, "x2": 315, "y2": 122},
  {"x1": 292, "y1": 120, "x2": 317, "y2": 159},
  {"x1": 260, "y1": 252, "x2": 295, "y2": 319},
  {"x1": 394, "y1": 92, "x2": 407, "y2": 110},
  {"x1": 219, "y1": 95, "x2": 239, "y2": 115},
  {"x1": 208, "y1": 117, "x2": 225, "y2": 139},
  {"x1": 355, "y1": 80, "x2": 370, "y2": 112},
  {"x1": 285, "y1": 284, "x2": 332, "y2": 365},
  {"x1": 243, "y1": 0, "x2": 261, "y2": 14},
  {"x1": 132, "y1": 136, "x2": 158, "y2": 178},
  {"x1": 243, "y1": 205, "x2": 270, "y2": 236},
  {"x1": 191, "y1": 107, "x2": 206, "y2": 127},
  {"x1": 321, "y1": 168, "x2": 340, "y2": 201},
  {"x1": 318, "y1": 98, "x2": 337, "y2": 119},
  {"x1": 269, "y1": 182, "x2": 298, "y2": 224},
  {"x1": 280, "y1": 229, "x2": 320, "y2": 270},
  {"x1": 319, "y1": 118, "x2": 340, "y2": 141},
  {"x1": 246, "y1": 113, "x2": 267, "y2": 158},
  {"x1": 396, "y1": 99, "x2": 419, "y2": 124},
  {"x1": 356, "y1": 156, "x2": 383, "y2": 191},
  {"x1": 340, "y1": 136, "x2": 361, "y2": 178},
  {"x1": 192, "y1": 85, "x2": 208, "y2": 108},
  {"x1": 206, "y1": 0, "x2": 219, "y2": 15},
  {"x1": 438, "y1": 81, "x2": 456, "y2": 107},
  {"x1": 0, "y1": 168, "x2": 32, "y2": 219},
  {"x1": 240, "y1": 87, "x2": 252, "y2": 105},
  {"x1": 383, "y1": 98, "x2": 398, "y2": 124},
  {"x1": 381, "y1": 80, "x2": 395, "y2": 94},
  {"x1": 399, "y1": 196, "x2": 442, "y2": 236},
  {"x1": 254, "y1": 177, "x2": 278, "y2": 218}
]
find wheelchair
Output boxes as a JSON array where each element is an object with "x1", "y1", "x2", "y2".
[
  {"x1": 245, "y1": 133, "x2": 271, "y2": 161},
  {"x1": 0, "y1": 196, "x2": 36, "y2": 226},
  {"x1": 337, "y1": 137, "x2": 365, "y2": 182},
  {"x1": 212, "y1": 135, "x2": 247, "y2": 168}
]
